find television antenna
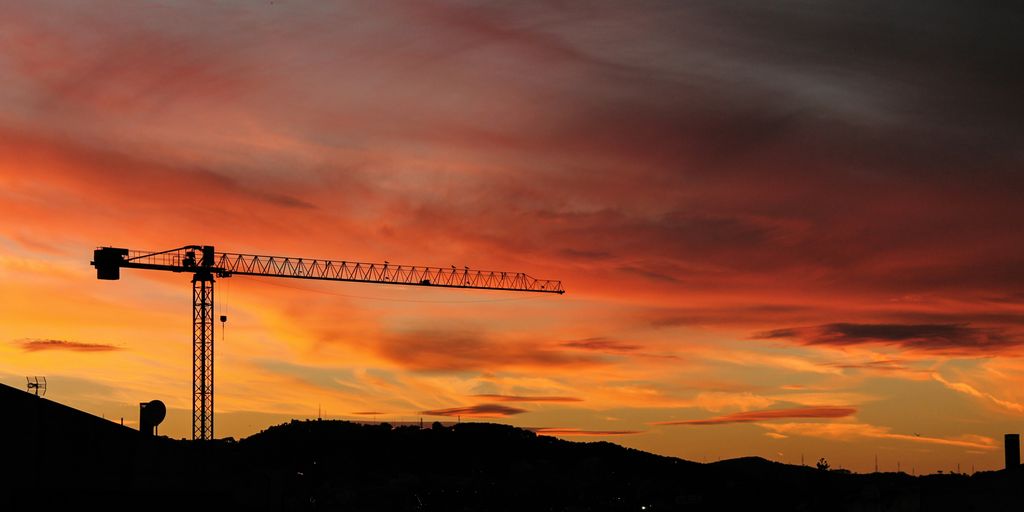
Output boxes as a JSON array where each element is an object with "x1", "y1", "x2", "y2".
[{"x1": 26, "y1": 376, "x2": 47, "y2": 397}]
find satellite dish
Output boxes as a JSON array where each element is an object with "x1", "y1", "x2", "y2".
[{"x1": 140, "y1": 400, "x2": 166, "y2": 436}]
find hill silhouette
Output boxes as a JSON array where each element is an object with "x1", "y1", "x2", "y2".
[{"x1": 2, "y1": 383, "x2": 1023, "y2": 510}]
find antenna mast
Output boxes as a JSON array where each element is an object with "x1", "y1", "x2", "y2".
[{"x1": 26, "y1": 376, "x2": 47, "y2": 397}]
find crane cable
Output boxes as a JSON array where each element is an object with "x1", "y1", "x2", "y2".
[{"x1": 220, "y1": 278, "x2": 229, "y2": 342}]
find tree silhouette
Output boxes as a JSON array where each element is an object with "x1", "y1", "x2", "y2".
[{"x1": 816, "y1": 458, "x2": 830, "y2": 471}]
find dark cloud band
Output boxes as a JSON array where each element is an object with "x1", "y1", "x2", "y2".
[
  {"x1": 656, "y1": 406, "x2": 856, "y2": 426},
  {"x1": 421, "y1": 403, "x2": 528, "y2": 417},
  {"x1": 18, "y1": 338, "x2": 121, "y2": 352},
  {"x1": 755, "y1": 322, "x2": 1019, "y2": 353}
]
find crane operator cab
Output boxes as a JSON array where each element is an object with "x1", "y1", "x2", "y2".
[{"x1": 182, "y1": 246, "x2": 215, "y2": 269}]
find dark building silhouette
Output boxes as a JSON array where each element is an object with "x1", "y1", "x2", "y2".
[
  {"x1": 5, "y1": 382, "x2": 1024, "y2": 510},
  {"x1": 1006, "y1": 434, "x2": 1020, "y2": 469}
]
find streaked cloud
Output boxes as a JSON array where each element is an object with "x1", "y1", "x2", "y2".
[
  {"x1": 756, "y1": 323, "x2": 1020, "y2": 354},
  {"x1": 655, "y1": 406, "x2": 856, "y2": 426},
  {"x1": 472, "y1": 394, "x2": 583, "y2": 403},
  {"x1": 759, "y1": 422, "x2": 996, "y2": 451},
  {"x1": 377, "y1": 330, "x2": 602, "y2": 373},
  {"x1": 931, "y1": 373, "x2": 1024, "y2": 413},
  {"x1": 830, "y1": 359, "x2": 910, "y2": 372},
  {"x1": 421, "y1": 403, "x2": 527, "y2": 418},
  {"x1": 18, "y1": 338, "x2": 121, "y2": 352},
  {"x1": 534, "y1": 428, "x2": 642, "y2": 437},
  {"x1": 683, "y1": 391, "x2": 775, "y2": 413},
  {"x1": 561, "y1": 338, "x2": 642, "y2": 353}
]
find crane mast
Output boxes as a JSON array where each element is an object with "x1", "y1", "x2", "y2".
[{"x1": 92, "y1": 245, "x2": 564, "y2": 440}]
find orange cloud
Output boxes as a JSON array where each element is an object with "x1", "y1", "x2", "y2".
[
  {"x1": 534, "y1": 428, "x2": 642, "y2": 437},
  {"x1": 18, "y1": 338, "x2": 121, "y2": 352},
  {"x1": 421, "y1": 404, "x2": 527, "y2": 418},
  {"x1": 931, "y1": 372, "x2": 1024, "y2": 413},
  {"x1": 681, "y1": 391, "x2": 775, "y2": 413},
  {"x1": 560, "y1": 338, "x2": 642, "y2": 353},
  {"x1": 377, "y1": 330, "x2": 602, "y2": 373},
  {"x1": 756, "y1": 323, "x2": 1021, "y2": 355},
  {"x1": 472, "y1": 394, "x2": 582, "y2": 403},
  {"x1": 655, "y1": 406, "x2": 856, "y2": 426},
  {"x1": 759, "y1": 422, "x2": 996, "y2": 451}
]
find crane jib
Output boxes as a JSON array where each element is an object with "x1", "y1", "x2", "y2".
[{"x1": 92, "y1": 246, "x2": 565, "y2": 293}]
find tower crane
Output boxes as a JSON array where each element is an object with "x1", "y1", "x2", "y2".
[{"x1": 92, "y1": 244, "x2": 564, "y2": 440}]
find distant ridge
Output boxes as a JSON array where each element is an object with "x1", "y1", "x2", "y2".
[{"x1": 2, "y1": 383, "x2": 1022, "y2": 510}]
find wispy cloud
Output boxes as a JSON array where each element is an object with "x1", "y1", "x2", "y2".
[
  {"x1": 655, "y1": 406, "x2": 856, "y2": 426},
  {"x1": 421, "y1": 403, "x2": 527, "y2": 417},
  {"x1": 378, "y1": 330, "x2": 602, "y2": 373},
  {"x1": 683, "y1": 391, "x2": 775, "y2": 413},
  {"x1": 931, "y1": 373, "x2": 1024, "y2": 413},
  {"x1": 561, "y1": 337, "x2": 642, "y2": 353},
  {"x1": 18, "y1": 338, "x2": 121, "y2": 352},
  {"x1": 759, "y1": 422, "x2": 995, "y2": 451},
  {"x1": 830, "y1": 359, "x2": 909, "y2": 371},
  {"x1": 472, "y1": 394, "x2": 582, "y2": 403},
  {"x1": 756, "y1": 323, "x2": 1020, "y2": 354},
  {"x1": 534, "y1": 428, "x2": 642, "y2": 437}
]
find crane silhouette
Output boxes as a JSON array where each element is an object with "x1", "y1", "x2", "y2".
[{"x1": 92, "y1": 245, "x2": 564, "y2": 440}]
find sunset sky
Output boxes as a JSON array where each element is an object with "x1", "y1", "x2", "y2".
[{"x1": 2, "y1": 1, "x2": 1023, "y2": 473}]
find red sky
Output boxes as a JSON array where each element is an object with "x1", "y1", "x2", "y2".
[{"x1": 2, "y1": 1, "x2": 1023, "y2": 473}]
